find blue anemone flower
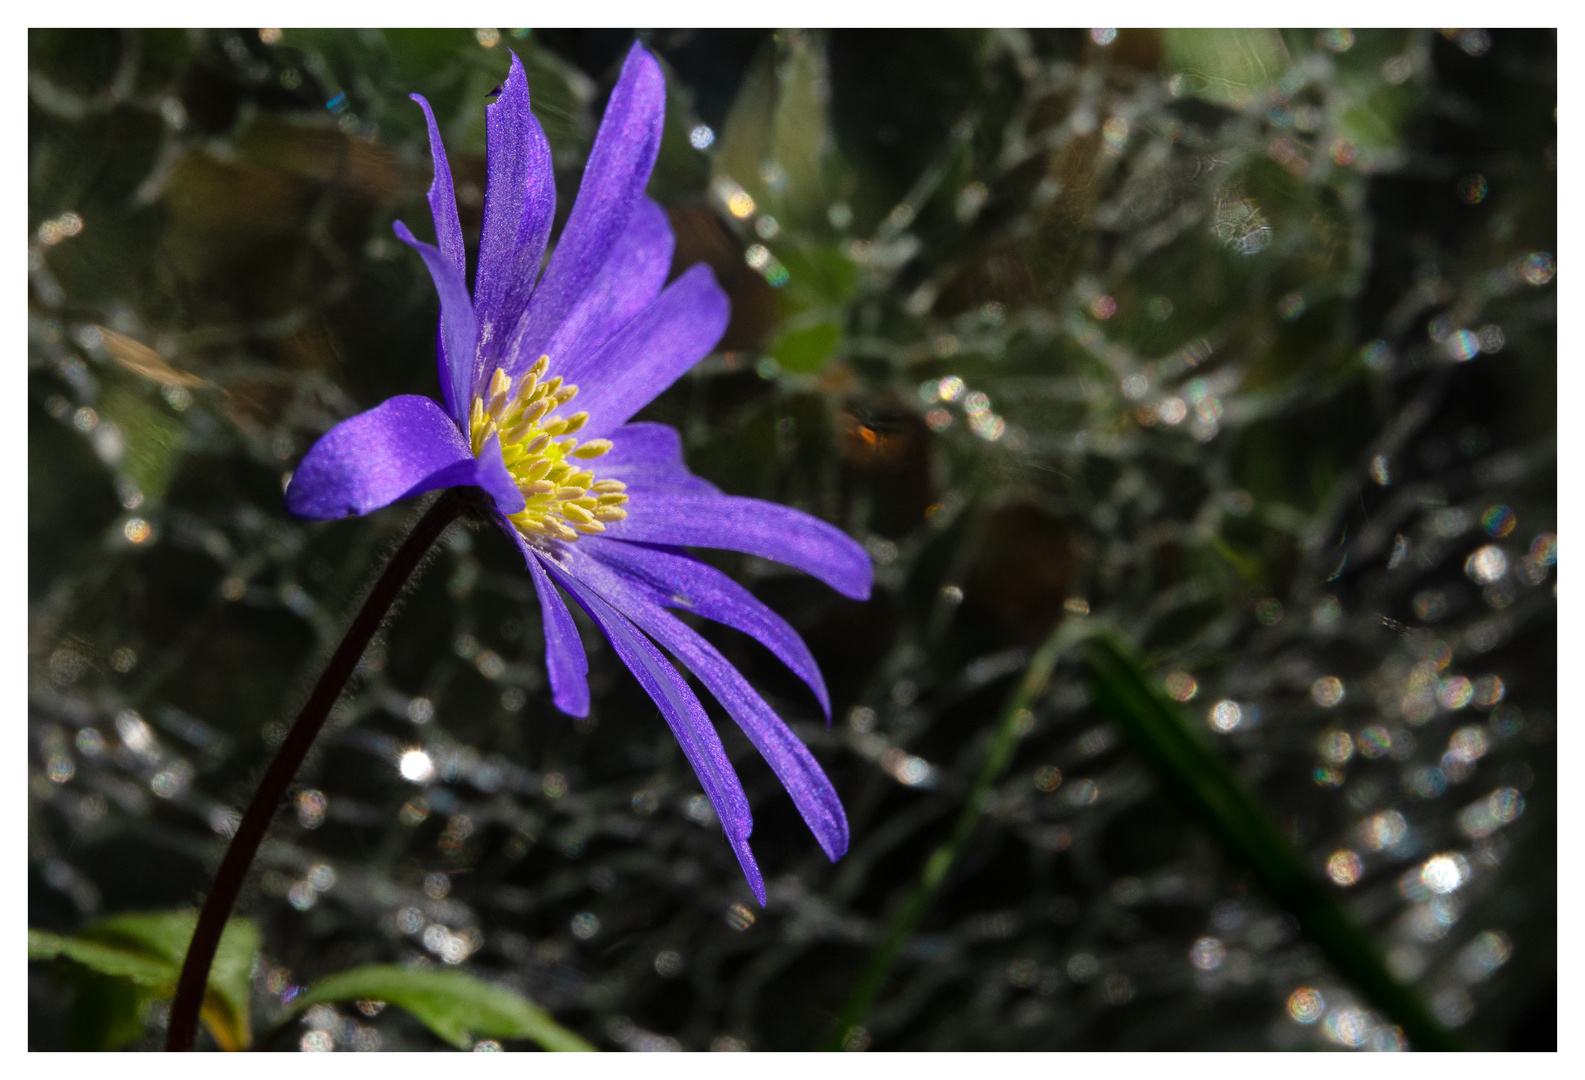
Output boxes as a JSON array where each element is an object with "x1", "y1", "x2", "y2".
[{"x1": 283, "y1": 44, "x2": 870, "y2": 903}]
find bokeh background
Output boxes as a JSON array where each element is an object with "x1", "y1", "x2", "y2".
[{"x1": 29, "y1": 28, "x2": 1555, "y2": 1051}]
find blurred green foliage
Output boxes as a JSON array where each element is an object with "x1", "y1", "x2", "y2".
[
  {"x1": 285, "y1": 964, "x2": 595, "y2": 1050},
  {"x1": 30, "y1": 912, "x2": 257, "y2": 1049}
]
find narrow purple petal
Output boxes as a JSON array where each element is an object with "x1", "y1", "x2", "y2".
[
  {"x1": 501, "y1": 533, "x2": 590, "y2": 717},
  {"x1": 604, "y1": 493, "x2": 874, "y2": 600},
  {"x1": 544, "y1": 560, "x2": 755, "y2": 852},
  {"x1": 394, "y1": 221, "x2": 479, "y2": 428},
  {"x1": 729, "y1": 834, "x2": 768, "y2": 906},
  {"x1": 473, "y1": 433, "x2": 526, "y2": 515},
  {"x1": 543, "y1": 198, "x2": 674, "y2": 380},
  {"x1": 410, "y1": 93, "x2": 468, "y2": 421},
  {"x1": 665, "y1": 627, "x2": 848, "y2": 864},
  {"x1": 285, "y1": 395, "x2": 474, "y2": 519},
  {"x1": 474, "y1": 53, "x2": 556, "y2": 373},
  {"x1": 563, "y1": 264, "x2": 730, "y2": 440},
  {"x1": 585, "y1": 537, "x2": 830, "y2": 716},
  {"x1": 597, "y1": 422, "x2": 720, "y2": 496},
  {"x1": 502, "y1": 42, "x2": 665, "y2": 377},
  {"x1": 433, "y1": 323, "x2": 454, "y2": 421},
  {"x1": 563, "y1": 549, "x2": 848, "y2": 862},
  {"x1": 409, "y1": 94, "x2": 466, "y2": 279}
]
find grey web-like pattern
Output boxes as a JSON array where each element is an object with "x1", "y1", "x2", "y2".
[{"x1": 29, "y1": 29, "x2": 1554, "y2": 1050}]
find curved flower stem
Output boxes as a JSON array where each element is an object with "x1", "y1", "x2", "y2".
[{"x1": 167, "y1": 491, "x2": 467, "y2": 1052}]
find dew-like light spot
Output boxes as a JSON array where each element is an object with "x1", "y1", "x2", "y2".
[
  {"x1": 1165, "y1": 672, "x2": 1198, "y2": 702},
  {"x1": 1311, "y1": 676, "x2": 1345, "y2": 708},
  {"x1": 1189, "y1": 937, "x2": 1225, "y2": 970},
  {"x1": 1360, "y1": 809, "x2": 1408, "y2": 851},
  {"x1": 399, "y1": 749, "x2": 434, "y2": 783},
  {"x1": 1208, "y1": 700, "x2": 1242, "y2": 733},
  {"x1": 1446, "y1": 329, "x2": 1480, "y2": 361},
  {"x1": 1324, "y1": 1006, "x2": 1371, "y2": 1047},
  {"x1": 1287, "y1": 987, "x2": 1324, "y2": 1024},
  {"x1": 1319, "y1": 730, "x2": 1354, "y2": 764},
  {"x1": 1438, "y1": 675, "x2": 1474, "y2": 710},
  {"x1": 1327, "y1": 850, "x2": 1363, "y2": 886},
  {"x1": 1520, "y1": 251, "x2": 1555, "y2": 286},
  {"x1": 1421, "y1": 852, "x2": 1469, "y2": 894}
]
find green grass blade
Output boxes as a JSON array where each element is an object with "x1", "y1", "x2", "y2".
[
  {"x1": 1082, "y1": 629, "x2": 1462, "y2": 1051},
  {"x1": 822, "y1": 618, "x2": 1094, "y2": 1050}
]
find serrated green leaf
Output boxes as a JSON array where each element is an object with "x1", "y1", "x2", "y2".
[{"x1": 290, "y1": 964, "x2": 595, "y2": 1051}]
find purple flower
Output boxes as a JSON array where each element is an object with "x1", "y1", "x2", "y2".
[{"x1": 284, "y1": 44, "x2": 870, "y2": 904}]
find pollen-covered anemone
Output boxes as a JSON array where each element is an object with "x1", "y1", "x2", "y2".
[{"x1": 283, "y1": 44, "x2": 870, "y2": 904}]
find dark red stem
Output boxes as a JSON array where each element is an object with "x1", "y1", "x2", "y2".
[{"x1": 166, "y1": 492, "x2": 466, "y2": 1051}]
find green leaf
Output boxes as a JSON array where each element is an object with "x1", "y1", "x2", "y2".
[
  {"x1": 66, "y1": 972, "x2": 160, "y2": 1052},
  {"x1": 1161, "y1": 29, "x2": 1291, "y2": 109},
  {"x1": 715, "y1": 32, "x2": 835, "y2": 231},
  {"x1": 28, "y1": 928, "x2": 174, "y2": 984},
  {"x1": 289, "y1": 964, "x2": 595, "y2": 1051},
  {"x1": 772, "y1": 321, "x2": 842, "y2": 373},
  {"x1": 84, "y1": 910, "x2": 259, "y2": 1051},
  {"x1": 777, "y1": 243, "x2": 860, "y2": 308},
  {"x1": 30, "y1": 912, "x2": 261, "y2": 1051}
]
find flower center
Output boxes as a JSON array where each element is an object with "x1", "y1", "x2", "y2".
[{"x1": 469, "y1": 356, "x2": 627, "y2": 542}]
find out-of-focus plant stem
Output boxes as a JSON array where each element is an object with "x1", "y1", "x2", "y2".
[
  {"x1": 166, "y1": 491, "x2": 467, "y2": 1051},
  {"x1": 826, "y1": 623, "x2": 1461, "y2": 1052},
  {"x1": 1082, "y1": 630, "x2": 1463, "y2": 1052},
  {"x1": 822, "y1": 618, "x2": 1091, "y2": 1051}
]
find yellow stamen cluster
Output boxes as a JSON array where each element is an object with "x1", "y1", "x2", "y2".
[{"x1": 469, "y1": 356, "x2": 627, "y2": 542}]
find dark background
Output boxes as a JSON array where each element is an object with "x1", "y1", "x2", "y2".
[{"x1": 29, "y1": 28, "x2": 1555, "y2": 1050}]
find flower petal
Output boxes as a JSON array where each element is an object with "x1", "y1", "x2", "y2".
[
  {"x1": 663, "y1": 627, "x2": 848, "y2": 865},
  {"x1": 409, "y1": 93, "x2": 469, "y2": 421},
  {"x1": 564, "y1": 264, "x2": 730, "y2": 439},
  {"x1": 545, "y1": 558, "x2": 760, "y2": 899},
  {"x1": 409, "y1": 94, "x2": 466, "y2": 280},
  {"x1": 285, "y1": 395, "x2": 475, "y2": 519},
  {"x1": 605, "y1": 492, "x2": 873, "y2": 600},
  {"x1": 585, "y1": 537, "x2": 830, "y2": 716},
  {"x1": 597, "y1": 422, "x2": 720, "y2": 496},
  {"x1": 502, "y1": 533, "x2": 590, "y2": 717},
  {"x1": 502, "y1": 42, "x2": 665, "y2": 377},
  {"x1": 473, "y1": 433, "x2": 526, "y2": 515},
  {"x1": 474, "y1": 53, "x2": 556, "y2": 373},
  {"x1": 563, "y1": 548, "x2": 847, "y2": 861},
  {"x1": 394, "y1": 221, "x2": 479, "y2": 428},
  {"x1": 729, "y1": 834, "x2": 767, "y2": 908},
  {"x1": 543, "y1": 197, "x2": 674, "y2": 379}
]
